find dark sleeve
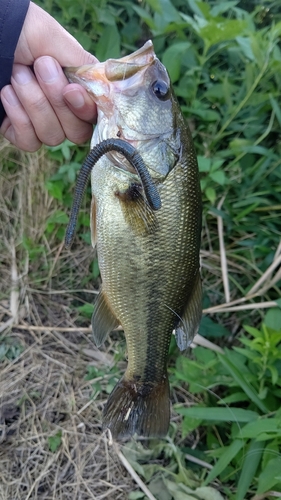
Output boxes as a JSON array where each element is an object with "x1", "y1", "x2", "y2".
[{"x1": 0, "y1": 0, "x2": 30, "y2": 125}]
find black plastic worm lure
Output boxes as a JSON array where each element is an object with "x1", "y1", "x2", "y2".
[{"x1": 65, "y1": 138, "x2": 161, "y2": 248}]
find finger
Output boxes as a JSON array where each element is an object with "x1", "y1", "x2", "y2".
[
  {"x1": 63, "y1": 83, "x2": 97, "y2": 123},
  {"x1": 11, "y1": 63, "x2": 66, "y2": 146},
  {"x1": 15, "y1": 3, "x2": 98, "y2": 67},
  {"x1": 34, "y1": 57, "x2": 94, "y2": 144},
  {"x1": 0, "y1": 86, "x2": 42, "y2": 152}
]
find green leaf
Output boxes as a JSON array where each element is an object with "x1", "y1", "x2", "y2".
[
  {"x1": 276, "y1": 298, "x2": 281, "y2": 309},
  {"x1": 205, "y1": 187, "x2": 216, "y2": 204},
  {"x1": 195, "y1": 486, "x2": 225, "y2": 500},
  {"x1": 204, "y1": 439, "x2": 244, "y2": 485},
  {"x1": 150, "y1": 476, "x2": 173, "y2": 500},
  {"x1": 199, "y1": 20, "x2": 247, "y2": 47},
  {"x1": 183, "y1": 106, "x2": 220, "y2": 121},
  {"x1": 95, "y1": 24, "x2": 120, "y2": 61},
  {"x1": 238, "y1": 419, "x2": 281, "y2": 440},
  {"x1": 270, "y1": 95, "x2": 281, "y2": 127},
  {"x1": 163, "y1": 478, "x2": 195, "y2": 500},
  {"x1": 128, "y1": 492, "x2": 145, "y2": 500},
  {"x1": 210, "y1": 159, "x2": 225, "y2": 172},
  {"x1": 46, "y1": 211, "x2": 69, "y2": 225},
  {"x1": 132, "y1": 5, "x2": 156, "y2": 29},
  {"x1": 199, "y1": 316, "x2": 230, "y2": 337},
  {"x1": 236, "y1": 37, "x2": 255, "y2": 61},
  {"x1": 198, "y1": 156, "x2": 211, "y2": 173},
  {"x1": 187, "y1": 0, "x2": 211, "y2": 19},
  {"x1": 177, "y1": 407, "x2": 259, "y2": 422},
  {"x1": 217, "y1": 392, "x2": 250, "y2": 405},
  {"x1": 218, "y1": 353, "x2": 269, "y2": 413},
  {"x1": 236, "y1": 440, "x2": 264, "y2": 500},
  {"x1": 162, "y1": 42, "x2": 191, "y2": 82},
  {"x1": 144, "y1": 0, "x2": 162, "y2": 13},
  {"x1": 61, "y1": 141, "x2": 71, "y2": 160},
  {"x1": 268, "y1": 365, "x2": 279, "y2": 385},
  {"x1": 77, "y1": 303, "x2": 94, "y2": 318},
  {"x1": 210, "y1": 1, "x2": 239, "y2": 17},
  {"x1": 209, "y1": 170, "x2": 226, "y2": 185},
  {"x1": 75, "y1": 31, "x2": 92, "y2": 51},
  {"x1": 182, "y1": 416, "x2": 202, "y2": 437},
  {"x1": 92, "y1": 259, "x2": 100, "y2": 279},
  {"x1": 242, "y1": 325, "x2": 262, "y2": 338},
  {"x1": 261, "y1": 439, "x2": 280, "y2": 471},
  {"x1": 45, "y1": 180, "x2": 63, "y2": 201},
  {"x1": 48, "y1": 431, "x2": 62, "y2": 452},
  {"x1": 154, "y1": 0, "x2": 182, "y2": 32},
  {"x1": 257, "y1": 457, "x2": 281, "y2": 493},
  {"x1": 264, "y1": 308, "x2": 281, "y2": 331}
]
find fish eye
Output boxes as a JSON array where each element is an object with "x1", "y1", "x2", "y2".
[{"x1": 152, "y1": 80, "x2": 170, "y2": 100}]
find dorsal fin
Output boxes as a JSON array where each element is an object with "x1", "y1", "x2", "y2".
[{"x1": 175, "y1": 271, "x2": 202, "y2": 351}]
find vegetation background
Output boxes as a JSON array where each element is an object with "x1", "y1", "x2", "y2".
[{"x1": 0, "y1": 0, "x2": 281, "y2": 499}]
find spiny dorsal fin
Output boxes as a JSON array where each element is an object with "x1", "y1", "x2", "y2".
[
  {"x1": 92, "y1": 290, "x2": 119, "y2": 347},
  {"x1": 175, "y1": 271, "x2": 202, "y2": 351}
]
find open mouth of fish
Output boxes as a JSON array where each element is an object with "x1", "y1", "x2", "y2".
[{"x1": 64, "y1": 40, "x2": 160, "y2": 150}]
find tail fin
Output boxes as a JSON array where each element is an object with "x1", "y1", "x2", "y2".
[{"x1": 102, "y1": 375, "x2": 170, "y2": 441}]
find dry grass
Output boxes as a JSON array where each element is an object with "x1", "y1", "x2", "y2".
[
  {"x1": 0, "y1": 328, "x2": 134, "y2": 500},
  {"x1": 0, "y1": 139, "x2": 136, "y2": 500}
]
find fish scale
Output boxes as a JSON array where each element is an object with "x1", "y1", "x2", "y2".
[{"x1": 65, "y1": 40, "x2": 202, "y2": 440}]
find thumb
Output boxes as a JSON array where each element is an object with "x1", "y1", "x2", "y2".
[{"x1": 15, "y1": 2, "x2": 98, "y2": 67}]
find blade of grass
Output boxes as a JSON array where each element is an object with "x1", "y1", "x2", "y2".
[
  {"x1": 235, "y1": 440, "x2": 265, "y2": 500},
  {"x1": 204, "y1": 439, "x2": 244, "y2": 485},
  {"x1": 238, "y1": 419, "x2": 281, "y2": 439},
  {"x1": 176, "y1": 407, "x2": 259, "y2": 422},
  {"x1": 217, "y1": 353, "x2": 269, "y2": 413}
]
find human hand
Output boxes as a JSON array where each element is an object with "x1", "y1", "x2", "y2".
[{"x1": 0, "y1": 2, "x2": 97, "y2": 152}]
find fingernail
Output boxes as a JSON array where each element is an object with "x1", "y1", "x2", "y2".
[
  {"x1": 12, "y1": 65, "x2": 33, "y2": 85},
  {"x1": 2, "y1": 86, "x2": 20, "y2": 106},
  {"x1": 64, "y1": 88, "x2": 85, "y2": 108},
  {"x1": 35, "y1": 57, "x2": 59, "y2": 83}
]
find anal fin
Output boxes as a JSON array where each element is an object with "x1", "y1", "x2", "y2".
[
  {"x1": 92, "y1": 290, "x2": 119, "y2": 347},
  {"x1": 175, "y1": 270, "x2": 202, "y2": 351}
]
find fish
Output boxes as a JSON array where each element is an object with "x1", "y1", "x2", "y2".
[{"x1": 65, "y1": 40, "x2": 202, "y2": 440}]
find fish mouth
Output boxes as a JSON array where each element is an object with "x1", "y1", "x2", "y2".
[
  {"x1": 65, "y1": 40, "x2": 155, "y2": 85},
  {"x1": 64, "y1": 41, "x2": 162, "y2": 175},
  {"x1": 64, "y1": 40, "x2": 155, "y2": 113}
]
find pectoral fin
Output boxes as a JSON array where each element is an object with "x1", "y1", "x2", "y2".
[
  {"x1": 175, "y1": 271, "x2": 202, "y2": 351},
  {"x1": 92, "y1": 290, "x2": 119, "y2": 347},
  {"x1": 115, "y1": 184, "x2": 158, "y2": 235}
]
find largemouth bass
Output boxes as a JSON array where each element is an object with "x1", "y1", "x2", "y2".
[{"x1": 65, "y1": 40, "x2": 202, "y2": 440}]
